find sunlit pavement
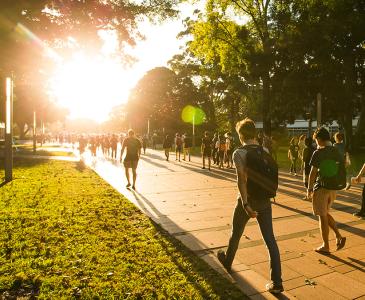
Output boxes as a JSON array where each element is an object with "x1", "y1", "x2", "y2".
[{"x1": 80, "y1": 147, "x2": 365, "y2": 299}]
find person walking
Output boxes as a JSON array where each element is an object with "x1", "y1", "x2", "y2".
[
  {"x1": 217, "y1": 118, "x2": 283, "y2": 294},
  {"x1": 120, "y1": 129, "x2": 142, "y2": 190},
  {"x1": 288, "y1": 137, "x2": 299, "y2": 175},
  {"x1": 302, "y1": 137, "x2": 314, "y2": 199},
  {"x1": 142, "y1": 135, "x2": 148, "y2": 155},
  {"x1": 182, "y1": 133, "x2": 192, "y2": 162},
  {"x1": 348, "y1": 163, "x2": 365, "y2": 217},
  {"x1": 225, "y1": 132, "x2": 234, "y2": 168},
  {"x1": 201, "y1": 131, "x2": 212, "y2": 170},
  {"x1": 163, "y1": 134, "x2": 172, "y2": 161},
  {"x1": 110, "y1": 134, "x2": 118, "y2": 159},
  {"x1": 211, "y1": 133, "x2": 219, "y2": 165},
  {"x1": 217, "y1": 135, "x2": 226, "y2": 169},
  {"x1": 307, "y1": 127, "x2": 347, "y2": 254},
  {"x1": 175, "y1": 133, "x2": 183, "y2": 162},
  {"x1": 298, "y1": 134, "x2": 306, "y2": 172}
]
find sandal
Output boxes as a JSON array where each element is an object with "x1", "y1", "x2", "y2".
[
  {"x1": 336, "y1": 237, "x2": 346, "y2": 251},
  {"x1": 314, "y1": 247, "x2": 330, "y2": 255}
]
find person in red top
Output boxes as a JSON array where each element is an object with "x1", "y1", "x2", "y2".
[{"x1": 120, "y1": 129, "x2": 142, "y2": 190}]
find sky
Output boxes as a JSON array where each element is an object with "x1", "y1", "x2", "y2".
[{"x1": 50, "y1": 2, "x2": 199, "y2": 123}]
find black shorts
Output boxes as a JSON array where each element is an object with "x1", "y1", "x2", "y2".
[{"x1": 203, "y1": 148, "x2": 212, "y2": 157}]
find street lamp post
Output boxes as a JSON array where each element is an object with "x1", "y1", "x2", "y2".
[
  {"x1": 5, "y1": 77, "x2": 14, "y2": 182},
  {"x1": 192, "y1": 114, "x2": 195, "y2": 147},
  {"x1": 317, "y1": 92, "x2": 322, "y2": 128}
]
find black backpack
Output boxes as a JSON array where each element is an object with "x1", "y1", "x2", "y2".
[
  {"x1": 319, "y1": 147, "x2": 347, "y2": 190},
  {"x1": 239, "y1": 145, "x2": 279, "y2": 199}
]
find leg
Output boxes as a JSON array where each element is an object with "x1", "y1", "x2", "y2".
[
  {"x1": 208, "y1": 156, "x2": 211, "y2": 170},
  {"x1": 224, "y1": 199, "x2": 250, "y2": 267},
  {"x1": 328, "y1": 213, "x2": 342, "y2": 240},
  {"x1": 202, "y1": 155, "x2": 206, "y2": 168},
  {"x1": 318, "y1": 214, "x2": 330, "y2": 250},
  {"x1": 256, "y1": 207, "x2": 282, "y2": 286},
  {"x1": 132, "y1": 168, "x2": 137, "y2": 189},
  {"x1": 125, "y1": 167, "x2": 131, "y2": 186}
]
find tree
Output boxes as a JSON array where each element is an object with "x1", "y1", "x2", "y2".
[{"x1": 127, "y1": 67, "x2": 200, "y2": 133}]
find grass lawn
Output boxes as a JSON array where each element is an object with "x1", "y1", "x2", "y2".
[{"x1": 0, "y1": 158, "x2": 246, "y2": 299}]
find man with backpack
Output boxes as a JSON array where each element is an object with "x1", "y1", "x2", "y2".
[
  {"x1": 217, "y1": 118, "x2": 283, "y2": 294},
  {"x1": 307, "y1": 127, "x2": 346, "y2": 254}
]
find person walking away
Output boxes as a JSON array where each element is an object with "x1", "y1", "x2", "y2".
[
  {"x1": 217, "y1": 135, "x2": 226, "y2": 169},
  {"x1": 217, "y1": 118, "x2": 283, "y2": 294},
  {"x1": 175, "y1": 133, "x2": 182, "y2": 162},
  {"x1": 211, "y1": 133, "x2": 218, "y2": 165},
  {"x1": 307, "y1": 127, "x2": 347, "y2": 254},
  {"x1": 182, "y1": 133, "x2": 192, "y2": 162},
  {"x1": 142, "y1": 135, "x2": 148, "y2": 155},
  {"x1": 120, "y1": 129, "x2": 142, "y2": 190},
  {"x1": 225, "y1": 132, "x2": 234, "y2": 168},
  {"x1": 298, "y1": 134, "x2": 306, "y2": 172},
  {"x1": 302, "y1": 137, "x2": 315, "y2": 200},
  {"x1": 152, "y1": 132, "x2": 158, "y2": 150},
  {"x1": 288, "y1": 137, "x2": 299, "y2": 175},
  {"x1": 348, "y1": 163, "x2": 365, "y2": 217},
  {"x1": 163, "y1": 134, "x2": 172, "y2": 161},
  {"x1": 110, "y1": 134, "x2": 118, "y2": 159},
  {"x1": 271, "y1": 137, "x2": 278, "y2": 162},
  {"x1": 201, "y1": 131, "x2": 212, "y2": 170},
  {"x1": 333, "y1": 132, "x2": 351, "y2": 185},
  {"x1": 90, "y1": 136, "x2": 97, "y2": 157}
]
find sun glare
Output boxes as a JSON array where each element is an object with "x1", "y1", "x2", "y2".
[{"x1": 50, "y1": 54, "x2": 132, "y2": 123}]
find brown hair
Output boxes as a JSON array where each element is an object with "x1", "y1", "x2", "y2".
[
  {"x1": 236, "y1": 118, "x2": 256, "y2": 141},
  {"x1": 334, "y1": 132, "x2": 344, "y2": 142}
]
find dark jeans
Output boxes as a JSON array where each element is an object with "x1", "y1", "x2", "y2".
[
  {"x1": 225, "y1": 200, "x2": 282, "y2": 286},
  {"x1": 290, "y1": 158, "x2": 297, "y2": 173}
]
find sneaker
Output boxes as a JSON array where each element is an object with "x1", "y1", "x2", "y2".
[
  {"x1": 266, "y1": 282, "x2": 284, "y2": 294},
  {"x1": 345, "y1": 183, "x2": 351, "y2": 190},
  {"x1": 217, "y1": 250, "x2": 231, "y2": 272},
  {"x1": 353, "y1": 211, "x2": 365, "y2": 217},
  {"x1": 126, "y1": 183, "x2": 131, "y2": 188}
]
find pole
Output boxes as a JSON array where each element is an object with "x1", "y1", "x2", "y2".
[
  {"x1": 192, "y1": 114, "x2": 195, "y2": 147},
  {"x1": 5, "y1": 77, "x2": 13, "y2": 182},
  {"x1": 33, "y1": 111, "x2": 37, "y2": 153},
  {"x1": 147, "y1": 119, "x2": 150, "y2": 137},
  {"x1": 317, "y1": 92, "x2": 322, "y2": 128}
]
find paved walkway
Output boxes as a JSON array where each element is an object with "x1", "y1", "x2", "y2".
[{"x1": 81, "y1": 148, "x2": 365, "y2": 299}]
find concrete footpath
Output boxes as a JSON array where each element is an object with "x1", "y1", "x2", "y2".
[{"x1": 82, "y1": 149, "x2": 365, "y2": 300}]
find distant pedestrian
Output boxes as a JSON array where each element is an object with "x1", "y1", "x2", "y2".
[
  {"x1": 225, "y1": 132, "x2": 234, "y2": 168},
  {"x1": 175, "y1": 133, "x2": 183, "y2": 162},
  {"x1": 142, "y1": 135, "x2": 148, "y2": 155},
  {"x1": 302, "y1": 137, "x2": 314, "y2": 199},
  {"x1": 163, "y1": 134, "x2": 172, "y2": 161},
  {"x1": 217, "y1": 135, "x2": 226, "y2": 169},
  {"x1": 288, "y1": 137, "x2": 299, "y2": 175},
  {"x1": 110, "y1": 134, "x2": 118, "y2": 159},
  {"x1": 152, "y1": 133, "x2": 158, "y2": 150},
  {"x1": 120, "y1": 129, "x2": 142, "y2": 190},
  {"x1": 298, "y1": 134, "x2": 306, "y2": 172},
  {"x1": 182, "y1": 133, "x2": 192, "y2": 162},
  {"x1": 307, "y1": 127, "x2": 347, "y2": 254},
  {"x1": 201, "y1": 131, "x2": 212, "y2": 170},
  {"x1": 348, "y1": 163, "x2": 365, "y2": 218},
  {"x1": 211, "y1": 133, "x2": 218, "y2": 165},
  {"x1": 217, "y1": 118, "x2": 283, "y2": 294}
]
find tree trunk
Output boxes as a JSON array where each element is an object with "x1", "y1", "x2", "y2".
[
  {"x1": 262, "y1": 72, "x2": 271, "y2": 135},
  {"x1": 343, "y1": 107, "x2": 353, "y2": 152}
]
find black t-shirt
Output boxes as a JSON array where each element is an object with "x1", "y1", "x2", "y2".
[
  {"x1": 122, "y1": 137, "x2": 142, "y2": 161},
  {"x1": 202, "y1": 137, "x2": 211, "y2": 150},
  {"x1": 302, "y1": 146, "x2": 314, "y2": 175},
  {"x1": 289, "y1": 144, "x2": 299, "y2": 159},
  {"x1": 309, "y1": 146, "x2": 342, "y2": 190},
  {"x1": 183, "y1": 136, "x2": 192, "y2": 148}
]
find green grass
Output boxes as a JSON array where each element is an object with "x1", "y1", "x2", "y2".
[{"x1": 0, "y1": 159, "x2": 246, "y2": 299}]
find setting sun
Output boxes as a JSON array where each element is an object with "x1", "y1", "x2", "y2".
[{"x1": 50, "y1": 54, "x2": 133, "y2": 123}]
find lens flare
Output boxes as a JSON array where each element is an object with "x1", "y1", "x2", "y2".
[{"x1": 181, "y1": 105, "x2": 206, "y2": 125}]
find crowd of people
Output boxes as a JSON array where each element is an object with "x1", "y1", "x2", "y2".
[{"x1": 51, "y1": 121, "x2": 364, "y2": 295}]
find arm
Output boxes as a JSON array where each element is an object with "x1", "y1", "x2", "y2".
[
  {"x1": 307, "y1": 166, "x2": 318, "y2": 198},
  {"x1": 234, "y1": 152, "x2": 257, "y2": 218},
  {"x1": 356, "y1": 163, "x2": 365, "y2": 181},
  {"x1": 120, "y1": 140, "x2": 126, "y2": 161}
]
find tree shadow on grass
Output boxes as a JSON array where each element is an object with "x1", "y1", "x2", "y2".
[{"x1": 75, "y1": 160, "x2": 86, "y2": 172}]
